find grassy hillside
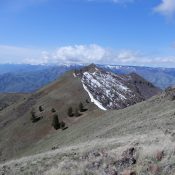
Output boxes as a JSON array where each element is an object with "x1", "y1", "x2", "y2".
[
  {"x1": 0, "y1": 93, "x2": 29, "y2": 111},
  {"x1": 0, "y1": 71, "x2": 96, "y2": 162},
  {"x1": 0, "y1": 70, "x2": 175, "y2": 174},
  {"x1": 0, "y1": 88, "x2": 175, "y2": 174}
]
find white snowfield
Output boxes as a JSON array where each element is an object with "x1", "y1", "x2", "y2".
[
  {"x1": 82, "y1": 83, "x2": 107, "y2": 110},
  {"x1": 81, "y1": 69, "x2": 138, "y2": 110}
]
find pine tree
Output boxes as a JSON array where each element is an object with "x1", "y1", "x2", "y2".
[
  {"x1": 79, "y1": 102, "x2": 84, "y2": 112},
  {"x1": 75, "y1": 108, "x2": 80, "y2": 117},
  {"x1": 51, "y1": 108, "x2": 56, "y2": 113},
  {"x1": 60, "y1": 121, "x2": 66, "y2": 129},
  {"x1": 52, "y1": 114, "x2": 60, "y2": 130},
  {"x1": 30, "y1": 110, "x2": 40, "y2": 123},
  {"x1": 30, "y1": 111, "x2": 36, "y2": 122},
  {"x1": 39, "y1": 106, "x2": 43, "y2": 112},
  {"x1": 67, "y1": 107, "x2": 73, "y2": 117}
]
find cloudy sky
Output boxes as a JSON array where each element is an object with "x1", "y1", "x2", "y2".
[{"x1": 0, "y1": 0, "x2": 175, "y2": 67}]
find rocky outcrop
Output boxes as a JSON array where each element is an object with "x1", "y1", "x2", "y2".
[{"x1": 76, "y1": 64, "x2": 161, "y2": 110}]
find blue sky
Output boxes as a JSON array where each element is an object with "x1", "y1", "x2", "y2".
[{"x1": 0, "y1": 0, "x2": 175, "y2": 67}]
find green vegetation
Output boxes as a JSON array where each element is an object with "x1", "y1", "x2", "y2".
[
  {"x1": 60, "y1": 121, "x2": 66, "y2": 130},
  {"x1": 51, "y1": 108, "x2": 56, "y2": 113},
  {"x1": 39, "y1": 106, "x2": 44, "y2": 112},
  {"x1": 86, "y1": 99, "x2": 90, "y2": 103},
  {"x1": 79, "y1": 102, "x2": 84, "y2": 112},
  {"x1": 52, "y1": 114, "x2": 60, "y2": 130},
  {"x1": 30, "y1": 111, "x2": 40, "y2": 123},
  {"x1": 75, "y1": 108, "x2": 80, "y2": 117},
  {"x1": 68, "y1": 107, "x2": 73, "y2": 117}
]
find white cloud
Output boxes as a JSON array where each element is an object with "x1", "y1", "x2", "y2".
[
  {"x1": 24, "y1": 44, "x2": 175, "y2": 67},
  {"x1": 1, "y1": 44, "x2": 175, "y2": 67},
  {"x1": 0, "y1": 45, "x2": 43, "y2": 64},
  {"x1": 154, "y1": 0, "x2": 175, "y2": 19},
  {"x1": 52, "y1": 44, "x2": 107, "y2": 63}
]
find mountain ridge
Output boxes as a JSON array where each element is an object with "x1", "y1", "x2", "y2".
[
  {"x1": 0, "y1": 81, "x2": 175, "y2": 174},
  {"x1": 0, "y1": 64, "x2": 160, "y2": 163},
  {"x1": 75, "y1": 65, "x2": 161, "y2": 110},
  {"x1": 0, "y1": 63, "x2": 175, "y2": 93}
]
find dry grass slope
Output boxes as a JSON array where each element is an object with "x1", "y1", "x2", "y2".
[
  {"x1": 0, "y1": 71, "x2": 96, "y2": 162},
  {"x1": 1, "y1": 88, "x2": 175, "y2": 174}
]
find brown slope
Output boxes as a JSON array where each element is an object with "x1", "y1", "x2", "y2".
[
  {"x1": 0, "y1": 65, "x2": 162, "y2": 162},
  {"x1": 128, "y1": 72, "x2": 161, "y2": 99},
  {"x1": 0, "y1": 93, "x2": 29, "y2": 111},
  {"x1": 1, "y1": 86, "x2": 175, "y2": 175},
  {"x1": 0, "y1": 71, "x2": 96, "y2": 162}
]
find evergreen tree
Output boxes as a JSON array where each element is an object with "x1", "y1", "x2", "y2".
[
  {"x1": 52, "y1": 114, "x2": 60, "y2": 130},
  {"x1": 30, "y1": 110, "x2": 40, "y2": 123},
  {"x1": 75, "y1": 108, "x2": 80, "y2": 117},
  {"x1": 79, "y1": 102, "x2": 84, "y2": 112},
  {"x1": 60, "y1": 121, "x2": 66, "y2": 129},
  {"x1": 51, "y1": 108, "x2": 56, "y2": 113},
  {"x1": 30, "y1": 111, "x2": 36, "y2": 122},
  {"x1": 67, "y1": 107, "x2": 73, "y2": 117},
  {"x1": 86, "y1": 99, "x2": 90, "y2": 103},
  {"x1": 39, "y1": 106, "x2": 43, "y2": 112}
]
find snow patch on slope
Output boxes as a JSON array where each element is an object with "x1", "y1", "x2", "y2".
[
  {"x1": 82, "y1": 83, "x2": 107, "y2": 111},
  {"x1": 77, "y1": 65, "x2": 160, "y2": 110}
]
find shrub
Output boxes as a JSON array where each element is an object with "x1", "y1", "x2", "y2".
[
  {"x1": 30, "y1": 111, "x2": 40, "y2": 123},
  {"x1": 79, "y1": 102, "x2": 84, "y2": 112},
  {"x1": 52, "y1": 114, "x2": 60, "y2": 130},
  {"x1": 30, "y1": 111, "x2": 36, "y2": 121},
  {"x1": 51, "y1": 108, "x2": 56, "y2": 113},
  {"x1": 60, "y1": 121, "x2": 66, "y2": 130},
  {"x1": 68, "y1": 107, "x2": 73, "y2": 117},
  {"x1": 75, "y1": 108, "x2": 80, "y2": 117},
  {"x1": 39, "y1": 106, "x2": 44, "y2": 112},
  {"x1": 86, "y1": 99, "x2": 90, "y2": 103}
]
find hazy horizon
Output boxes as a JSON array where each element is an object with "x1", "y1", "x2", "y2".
[{"x1": 0, "y1": 0, "x2": 175, "y2": 67}]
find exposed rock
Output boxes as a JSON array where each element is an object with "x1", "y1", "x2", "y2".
[
  {"x1": 121, "y1": 169, "x2": 137, "y2": 175},
  {"x1": 148, "y1": 164, "x2": 160, "y2": 174},
  {"x1": 76, "y1": 65, "x2": 160, "y2": 110},
  {"x1": 165, "y1": 87, "x2": 175, "y2": 101},
  {"x1": 155, "y1": 150, "x2": 164, "y2": 161},
  {"x1": 114, "y1": 147, "x2": 137, "y2": 170}
]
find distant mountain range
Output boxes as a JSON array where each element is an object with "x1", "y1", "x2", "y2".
[
  {"x1": 0, "y1": 63, "x2": 175, "y2": 92},
  {"x1": 0, "y1": 64, "x2": 81, "y2": 93},
  {"x1": 101, "y1": 65, "x2": 175, "y2": 90}
]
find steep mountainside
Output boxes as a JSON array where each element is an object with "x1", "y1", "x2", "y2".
[
  {"x1": 0, "y1": 93, "x2": 29, "y2": 111},
  {"x1": 0, "y1": 70, "x2": 96, "y2": 162},
  {"x1": 1, "y1": 85, "x2": 175, "y2": 175},
  {"x1": 0, "y1": 65, "x2": 160, "y2": 163},
  {"x1": 76, "y1": 64, "x2": 161, "y2": 110}
]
